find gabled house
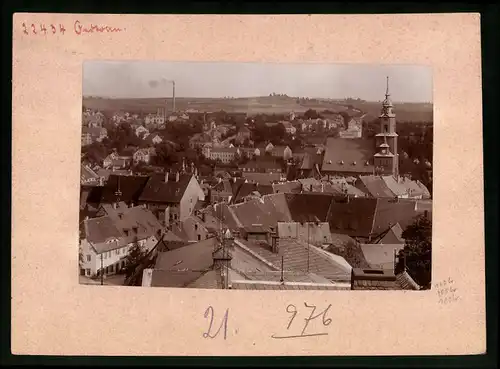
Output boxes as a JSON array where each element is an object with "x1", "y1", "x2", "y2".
[
  {"x1": 143, "y1": 133, "x2": 163, "y2": 146},
  {"x1": 133, "y1": 147, "x2": 157, "y2": 165},
  {"x1": 138, "y1": 172, "x2": 205, "y2": 224},
  {"x1": 135, "y1": 125, "x2": 150, "y2": 139},
  {"x1": 79, "y1": 204, "x2": 164, "y2": 278}
]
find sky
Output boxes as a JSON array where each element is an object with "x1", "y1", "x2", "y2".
[{"x1": 83, "y1": 61, "x2": 433, "y2": 103}]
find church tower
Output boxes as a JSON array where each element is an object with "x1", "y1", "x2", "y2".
[{"x1": 374, "y1": 77, "x2": 399, "y2": 178}]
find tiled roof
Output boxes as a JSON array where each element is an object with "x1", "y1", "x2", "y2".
[
  {"x1": 322, "y1": 138, "x2": 374, "y2": 173},
  {"x1": 327, "y1": 197, "x2": 378, "y2": 238},
  {"x1": 351, "y1": 268, "x2": 401, "y2": 290},
  {"x1": 186, "y1": 270, "x2": 222, "y2": 289},
  {"x1": 360, "y1": 244, "x2": 404, "y2": 269},
  {"x1": 378, "y1": 223, "x2": 404, "y2": 244},
  {"x1": 399, "y1": 178, "x2": 431, "y2": 199},
  {"x1": 84, "y1": 206, "x2": 163, "y2": 254},
  {"x1": 240, "y1": 239, "x2": 352, "y2": 281},
  {"x1": 100, "y1": 175, "x2": 150, "y2": 204},
  {"x1": 231, "y1": 200, "x2": 277, "y2": 229},
  {"x1": 149, "y1": 270, "x2": 207, "y2": 288},
  {"x1": 210, "y1": 147, "x2": 238, "y2": 154},
  {"x1": 96, "y1": 169, "x2": 132, "y2": 181},
  {"x1": 272, "y1": 181, "x2": 302, "y2": 194},
  {"x1": 155, "y1": 237, "x2": 219, "y2": 272},
  {"x1": 239, "y1": 159, "x2": 283, "y2": 171},
  {"x1": 285, "y1": 193, "x2": 335, "y2": 223},
  {"x1": 371, "y1": 198, "x2": 424, "y2": 235},
  {"x1": 358, "y1": 175, "x2": 396, "y2": 198},
  {"x1": 139, "y1": 173, "x2": 193, "y2": 203},
  {"x1": 261, "y1": 193, "x2": 293, "y2": 222},
  {"x1": 396, "y1": 270, "x2": 421, "y2": 290},
  {"x1": 300, "y1": 152, "x2": 323, "y2": 170},
  {"x1": 210, "y1": 203, "x2": 242, "y2": 230},
  {"x1": 233, "y1": 181, "x2": 274, "y2": 202},
  {"x1": 212, "y1": 179, "x2": 233, "y2": 194},
  {"x1": 381, "y1": 175, "x2": 408, "y2": 197},
  {"x1": 81, "y1": 164, "x2": 100, "y2": 182},
  {"x1": 230, "y1": 281, "x2": 350, "y2": 291},
  {"x1": 242, "y1": 173, "x2": 282, "y2": 186}
]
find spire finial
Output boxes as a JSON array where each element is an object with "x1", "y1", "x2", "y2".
[{"x1": 386, "y1": 76, "x2": 390, "y2": 97}]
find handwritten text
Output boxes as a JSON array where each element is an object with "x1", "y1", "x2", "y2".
[
  {"x1": 271, "y1": 303, "x2": 332, "y2": 339},
  {"x1": 435, "y1": 277, "x2": 460, "y2": 305},
  {"x1": 21, "y1": 21, "x2": 125, "y2": 36},
  {"x1": 202, "y1": 306, "x2": 229, "y2": 340},
  {"x1": 74, "y1": 20, "x2": 125, "y2": 35}
]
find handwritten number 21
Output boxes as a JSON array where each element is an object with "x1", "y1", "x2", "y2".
[{"x1": 203, "y1": 306, "x2": 229, "y2": 340}]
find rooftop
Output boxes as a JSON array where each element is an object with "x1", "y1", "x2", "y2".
[
  {"x1": 322, "y1": 138, "x2": 374, "y2": 174},
  {"x1": 139, "y1": 173, "x2": 193, "y2": 203}
]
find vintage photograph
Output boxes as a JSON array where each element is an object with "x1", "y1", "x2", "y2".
[{"x1": 79, "y1": 61, "x2": 433, "y2": 291}]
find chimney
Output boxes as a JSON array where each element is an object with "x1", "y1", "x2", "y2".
[
  {"x1": 321, "y1": 183, "x2": 324, "y2": 192},
  {"x1": 165, "y1": 172, "x2": 169, "y2": 182},
  {"x1": 271, "y1": 234, "x2": 280, "y2": 254},
  {"x1": 176, "y1": 171, "x2": 180, "y2": 182}
]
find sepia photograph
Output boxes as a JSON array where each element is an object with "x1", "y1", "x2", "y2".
[{"x1": 78, "y1": 61, "x2": 433, "y2": 291}]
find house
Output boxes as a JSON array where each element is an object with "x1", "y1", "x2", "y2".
[
  {"x1": 235, "y1": 126, "x2": 251, "y2": 144},
  {"x1": 79, "y1": 204, "x2": 164, "y2": 278},
  {"x1": 280, "y1": 121, "x2": 296, "y2": 135},
  {"x1": 80, "y1": 164, "x2": 102, "y2": 187},
  {"x1": 142, "y1": 235, "x2": 275, "y2": 289},
  {"x1": 381, "y1": 175, "x2": 410, "y2": 198},
  {"x1": 133, "y1": 147, "x2": 157, "y2": 165},
  {"x1": 277, "y1": 221, "x2": 333, "y2": 247},
  {"x1": 339, "y1": 117, "x2": 362, "y2": 139},
  {"x1": 174, "y1": 211, "x2": 224, "y2": 242},
  {"x1": 210, "y1": 178, "x2": 233, "y2": 203},
  {"x1": 81, "y1": 127, "x2": 108, "y2": 146},
  {"x1": 204, "y1": 147, "x2": 237, "y2": 164},
  {"x1": 355, "y1": 175, "x2": 396, "y2": 198},
  {"x1": 98, "y1": 174, "x2": 151, "y2": 206},
  {"x1": 135, "y1": 125, "x2": 149, "y2": 138},
  {"x1": 144, "y1": 113, "x2": 165, "y2": 127},
  {"x1": 103, "y1": 152, "x2": 133, "y2": 170},
  {"x1": 239, "y1": 159, "x2": 283, "y2": 174},
  {"x1": 138, "y1": 172, "x2": 205, "y2": 224},
  {"x1": 189, "y1": 133, "x2": 212, "y2": 150},
  {"x1": 143, "y1": 133, "x2": 163, "y2": 146}
]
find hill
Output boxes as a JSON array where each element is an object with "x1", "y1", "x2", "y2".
[{"x1": 82, "y1": 95, "x2": 433, "y2": 122}]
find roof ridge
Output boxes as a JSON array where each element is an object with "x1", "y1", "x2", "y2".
[{"x1": 370, "y1": 198, "x2": 380, "y2": 237}]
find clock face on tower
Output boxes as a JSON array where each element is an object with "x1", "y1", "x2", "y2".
[{"x1": 382, "y1": 149, "x2": 387, "y2": 154}]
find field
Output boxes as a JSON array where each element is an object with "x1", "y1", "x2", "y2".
[{"x1": 83, "y1": 95, "x2": 433, "y2": 122}]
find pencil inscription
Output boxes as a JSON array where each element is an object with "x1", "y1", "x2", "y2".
[
  {"x1": 272, "y1": 303, "x2": 332, "y2": 339},
  {"x1": 203, "y1": 306, "x2": 229, "y2": 340}
]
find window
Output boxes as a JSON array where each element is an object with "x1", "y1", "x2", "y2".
[
  {"x1": 80, "y1": 268, "x2": 85, "y2": 276},
  {"x1": 124, "y1": 229, "x2": 129, "y2": 237},
  {"x1": 86, "y1": 255, "x2": 91, "y2": 262},
  {"x1": 103, "y1": 253, "x2": 107, "y2": 259},
  {"x1": 384, "y1": 124, "x2": 388, "y2": 132},
  {"x1": 115, "y1": 250, "x2": 120, "y2": 255},
  {"x1": 198, "y1": 234, "x2": 201, "y2": 241},
  {"x1": 85, "y1": 269, "x2": 91, "y2": 276},
  {"x1": 195, "y1": 224, "x2": 198, "y2": 230},
  {"x1": 109, "y1": 264, "x2": 114, "y2": 273}
]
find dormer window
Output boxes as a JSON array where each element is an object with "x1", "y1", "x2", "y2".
[
  {"x1": 352, "y1": 161, "x2": 356, "y2": 165},
  {"x1": 365, "y1": 161, "x2": 370, "y2": 166},
  {"x1": 339, "y1": 160, "x2": 344, "y2": 165},
  {"x1": 124, "y1": 229, "x2": 129, "y2": 237}
]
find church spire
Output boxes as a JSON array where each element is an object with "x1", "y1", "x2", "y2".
[{"x1": 385, "y1": 76, "x2": 390, "y2": 98}]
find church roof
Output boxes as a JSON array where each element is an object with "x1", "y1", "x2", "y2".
[{"x1": 321, "y1": 138, "x2": 374, "y2": 174}]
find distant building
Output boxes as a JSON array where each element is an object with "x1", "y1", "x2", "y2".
[
  {"x1": 133, "y1": 147, "x2": 157, "y2": 165},
  {"x1": 204, "y1": 147, "x2": 238, "y2": 164}
]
